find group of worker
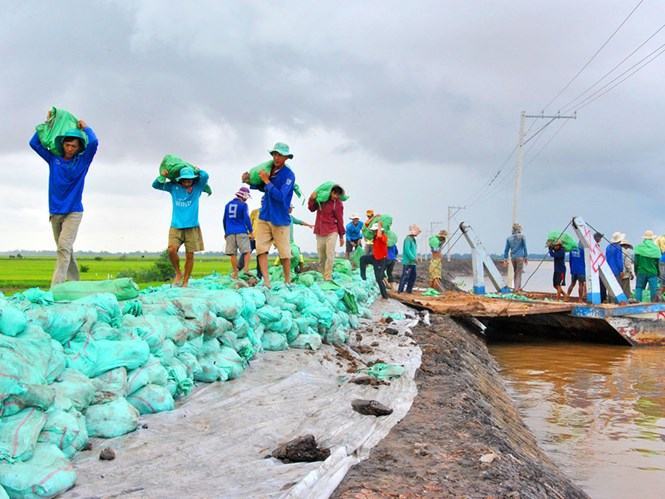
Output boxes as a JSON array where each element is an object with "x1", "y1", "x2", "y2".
[
  {"x1": 504, "y1": 223, "x2": 665, "y2": 303},
  {"x1": 30, "y1": 116, "x2": 452, "y2": 295}
]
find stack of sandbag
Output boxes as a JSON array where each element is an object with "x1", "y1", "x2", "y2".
[{"x1": 1, "y1": 265, "x2": 378, "y2": 495}]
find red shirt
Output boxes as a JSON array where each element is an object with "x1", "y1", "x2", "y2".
[
  {"x1": 308, "y1": 198, "x2": 345, "y2": 237},
  {"x1": 373, "y1": 233, "x2": 388, "y2": 260}
]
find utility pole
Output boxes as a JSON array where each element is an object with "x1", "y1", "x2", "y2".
[
  {"x1": 446, "y1": 206, "x2": 465, "y2": 261},
  {"x1": 508, "y1": 110, "x2": 576, "y2": 287}
]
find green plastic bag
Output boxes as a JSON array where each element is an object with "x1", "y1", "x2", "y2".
[
  {"x1": 428, "y1": 235, "x2": 442, "y2": 251},
  {"x1": 85, "y1": 396, "x2": 139, "y2": 438},
  {"x1": 422, "y1": 288, "x2": 441, "y2": 296},
  {"x1": 37, "y1": 408, "x2": 89, "y2": 458},
  {"x1": 0, "y1": 444, "x2": 77, "y2": 499},
  {"x1": 65, "y1": 338, "x2": 150, "y2": 378},
  {"x1": 1, "y1": 384, "x2": 55, "y2": 417},
  {"x1": 127, "y1": 357, "x2": 169, "y2": 395},
  {"x1": 261, "y1": 332, "x2": 288, "y2": 351},
  {"x1": 289, "y1": 333, "x2": 322, "y2": 350},
  {"x1": 362, "y1": 214, "x2": 393, "y2": 240},
  {"x1": 0, "y1": 301, "x2": 28, "y2": 337},
  {"x1": 387, "y1": 230, "x2": 398, "y2": 248},
  {"x1": 247, "y1": 160, "x2": 303, "y2": 201},
  {"x1": 333, "y1": 259, "x2": 353, "y2": 276},
  {"x1": 546, "y1": 231, "x2": 577, "y2": 252},
  {"x1": 0, "y1": 409, "x2": 48, "y2": 463},
  {"x1": 51, "y1": 369, "x2": 96, "y2": 412},
  {"x1": 313, "y1": 181, "x2": 349, "y2": 203},
  {"x1": 35, "y1": 106, "x2": 87, "y2": 156},
  {"x1": 26, "y1": 304, "x2": 95, "y2": 344},
  {"x1": 127, "y1": 384, "x2": 175, "y2": 415},
  {"x1": 351, "y1": 245, "x2": 364, "y2": 268},
  {"x1": 51, "y1": 278, "x2": 139, "y2": 302},
  {"x1": 360, "y1": 362, "x2": 405, "y2": 380},
  {"x1": 156, "y1": 154, "x2": 212, "y2": 196}
]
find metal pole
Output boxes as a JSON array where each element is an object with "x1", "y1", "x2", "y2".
[{"x1": 512, "y1": 111, "x2": 526, "y2": 225}]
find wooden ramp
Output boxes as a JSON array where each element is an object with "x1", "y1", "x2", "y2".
[{"x1": 390, "y1": 291, "x2": 575, "y2": 317}]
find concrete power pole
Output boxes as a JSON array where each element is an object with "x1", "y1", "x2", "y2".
[
  {"x1": 446, "y1": 206, "x2": 465, "y2": 261},
  {"x1": 508, "y1": 111, "x2": 576, "y2": 287}
]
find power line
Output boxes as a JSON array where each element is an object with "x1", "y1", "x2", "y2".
[
  {"x1": 541, "y1": 0, "x2": 645, "y2": 112},
  {"x1": 574, "y1": 41, "x2": 665, "y2": 111},
  {"x1": 560, "y1": 21, "x2": 665, "y2": 113}
]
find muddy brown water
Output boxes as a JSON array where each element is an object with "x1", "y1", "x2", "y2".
[
  {"x1": 489, "y1": 343, "x2": 665, "y2": 498},
  {"x1": 450, "y1": 261, "x2": 665, "y2": 497}
]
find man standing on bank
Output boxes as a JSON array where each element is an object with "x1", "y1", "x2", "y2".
[
  {"x1": 503, "y1": 223, "x2": 528, "y2": 292},
  {"x1": 242, "y1": 143, "x2": 296, "y2": 287},
  {"x1": 308, "y1": 185, "x2": 346, "y2": 281},
  {"x1": 29, "y1": 113, "x2": 99, "y2": 286}
]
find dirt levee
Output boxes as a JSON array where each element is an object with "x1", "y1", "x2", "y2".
[{"x1": 333, "y1": 314, "x2": 588, "y2": 498}]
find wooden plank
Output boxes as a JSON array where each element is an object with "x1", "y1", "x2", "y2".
[{"x1": 390, "y1": 291, "x2": 575, "y2": 317}]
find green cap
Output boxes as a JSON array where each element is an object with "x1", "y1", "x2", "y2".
[{"x1": 269, "y1": 142, "x2": 293, "y2": 159}]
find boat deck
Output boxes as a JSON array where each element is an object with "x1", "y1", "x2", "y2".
[{"x1": 390, "y1": 291, "x2": 575, "y2": 317}]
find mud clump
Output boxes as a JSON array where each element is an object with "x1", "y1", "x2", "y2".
[
  {"x1": 99, "y1": 447, "x2": 116, "y2": 461},
  {"x1": 352, "y1": 399, "x2": 393, "y2": 417},
  {"x1": 272, "y1": 435, "x2": 331, "y2": 463}
]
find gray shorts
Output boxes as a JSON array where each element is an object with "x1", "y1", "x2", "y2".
[{"x1": 225, "y1": 234, "x2": 251, "y2": 255}]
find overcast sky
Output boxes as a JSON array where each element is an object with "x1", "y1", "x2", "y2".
[{"x1": 2, "y1": 0, "x2": 664, "y2": 254}]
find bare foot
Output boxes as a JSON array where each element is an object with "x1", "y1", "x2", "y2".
[
  {"x1": 232, "y1": 271, "x2": 238, "y2": 279},
  {"x1": 172, "y1": 273, "x2": 182, "y2": 286},
  {"x1": 181, "y1": 280, "x2": 189, "y2": 288}
]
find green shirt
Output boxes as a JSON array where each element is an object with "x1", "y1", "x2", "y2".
[
  {"x1": 402, "y1": 235, "x2": 417, "y2": 265},
  {"x1": 635, "y1": 254, "x2": 660, "y2": 277}
]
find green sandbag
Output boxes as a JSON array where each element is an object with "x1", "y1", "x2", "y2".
[
  {"x1": 1, "y1": 384, "x2": 55, "y2": 417},
  {"x1": 127, "y1": 357, "x2": 169, "y2": 395},
  {"x1": 91, "y1": 367, "x2": 128, "y2": 404},
  {"x1": 0, "y1": 300, "x2": 28, "y2": 337},
  {"x1": 351, "y1": 245, "x2": 364, "y2": 268},
  {"x1": 195, "y1": 354, "x2": 230, "y2": 383},
  {"x1": 52, "y1": 369, "x2": 96, "y2": 413},
  {"x1": 26, "y1": 304, "x2": 95, "y2": 344},
  {"x1": 333, "y1": 259, "x2": 353, "y2": 275},
  {"x1": 51, "y1": 278, "x2": 139, "y2": 302},
  {"x1": 216, "y1": 346, "x2": 247, "y2": 380},
  {"x1": 248, "y1": 160, "x2": 274, "y2": 186},
  {"x1": 546, "y1": 231, "x2": 577, "y2": 252},
  {"x1": 387, "y1": 230, "x2": 398, "y2": 248},
  {"x1": 65, "y1": 338, "x2": 150, "y2": 378},
  {"x1": 0, "y1": 485, "x2": 7, "y2": 499},
  {"x1": 85, "y1": 396, "x2": 139, "y2": 438},
  {"x1": 46, "y1": 341, "x2": 66, "y2": 384},
  {"x1": 313, "y1": 181, "x2": 349, "y2": 203},
  {"x1": 261, "y1": 332, "x2": 288, "y2": 351},
  {"x1": 127, "y1": 384, "x2": 175, "y2": 415},
  {"x1": 422, "y1": 288, "x2": 441, "y2": 296},
  {"x1": 360, "y1": 362, "x2": 405, "y2": 380},
  {"x1": 289, "y1": 334, "x2": 322, "y2": 350},
  {"x1": 157, "y1": 154, "x2": 212, "y2": 196},
  {"x1": 291, "y1": 243, "x2": 302, "y2": 270},
  {"x1": 37, "y1": 408, "x2": 89, "y2": 458},
  {"x1": 0, "y1": 444, "x2": 77, "y2": 499},
  {"x1": 0, "y1": 408, "x2": 48, "y2": 463},
  {"x1": 35, "y1": 106, "x2": 87, "y2": 156},
  {"x1": 165, "y1": 358, "x2": 194, "y2": 398},
  {"x1": 362, "y1": 214, "x2": 393, "y2": 240}
]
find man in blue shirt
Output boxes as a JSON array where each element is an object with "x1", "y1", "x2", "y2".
[
  {"x1": 503, "y1": 223, "x2": 528, "y2": 291},
  {"x1": 566, "y1": 242, "x2": 586, "y2": 302},
  {"x1": 153, "y1": 166, "x2": 209, "y2": 287},
  {"x1": 345, "y1": 214, "x2": 364, "y2": 259},
  {"x1": 223, "y1": 186, "x2": 253, "y2": 279},
  {"x1": 29, "y1": 114, "x2": 98, "y2": 286},
  {"x1": 606, "y1": 232, "x2": 625, "y2": 300},
  {"x1": 242, "y1": 142, "x2": 296, "y2": 287}
]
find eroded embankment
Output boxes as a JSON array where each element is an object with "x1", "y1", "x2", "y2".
[{"x1": 333, "y1": 313, "x2": 589, "y2": 498}]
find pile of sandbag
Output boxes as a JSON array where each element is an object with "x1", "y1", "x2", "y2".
[{"x1": 0, "y1": 263, "x2": 376, "y2": 497}]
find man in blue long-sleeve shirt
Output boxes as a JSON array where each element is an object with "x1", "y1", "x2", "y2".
[
  {"x1": 29, "y1": 114, "x2": 98, "y2": 286},
  {"x1": 548, "y1": 241, "x2": 567, "y2": 300},
  {"x1": 242, "y1": 142, "x2": 296, "y2": 287},
  {"x1": 503, "y1": 223, "x2": 528, "y2": 291},
  {"x1": 223, "y1": 186, "x2": 253, "y2": 279},
  {"x1": 153, "y1": 166, "x2": 208, "y2": 287}
]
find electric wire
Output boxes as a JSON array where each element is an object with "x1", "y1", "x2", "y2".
[
  {"x1": 560, "y1": 21, "x2": 665, "y2": 113},
  {"x1": 541, "y1": 0, "x2": 645, "y2": 112}
]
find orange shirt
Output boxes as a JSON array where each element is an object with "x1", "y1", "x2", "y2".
[{"x1": 373, "y1": 233, "x2": 388, "y2": 260}]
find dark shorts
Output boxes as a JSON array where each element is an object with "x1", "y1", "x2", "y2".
[
  {"x1": 346, "y1": 239, "x2": 361, "y2": 253},
  {"x1": 553, "y1": 271, "x2": 566, "y2": 287},
  {"x1": 570, "y1": 273, "x2": 585, "y2": 284}
]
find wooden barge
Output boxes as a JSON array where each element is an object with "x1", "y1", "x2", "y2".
[{"x1": 392, "y1": 291, "x2": 665, "y2": 346}]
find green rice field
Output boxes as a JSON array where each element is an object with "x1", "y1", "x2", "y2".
[{"x1": 0, "y1": 256, "x2": 235, "y2": 293}]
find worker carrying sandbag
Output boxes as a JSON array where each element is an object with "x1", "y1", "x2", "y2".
[
  {"x1": 152, "y1": 163, "x2": 209, "y2": 287},
  {"x1": 29, "y1": 108, "x2": 99, "y2": 287},
  {"x1": 308, "y1": 183, "x2": 347, "y2": 280},
  {"x1": 241, "y1": 142, "x2": 296, "y2": 288}
]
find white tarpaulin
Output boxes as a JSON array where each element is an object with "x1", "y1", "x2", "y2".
[{"x1": 65, "y1": 300, "x2": 421, "y2": 498}]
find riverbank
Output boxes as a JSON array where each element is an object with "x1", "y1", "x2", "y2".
[{"x1": 333, "y1": 313, "x2": 588, "y2": 498}]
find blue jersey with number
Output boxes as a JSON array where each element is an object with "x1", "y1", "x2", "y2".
[{"x1": 223, "y1": 198, "x2": 253, "y2": 235}]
